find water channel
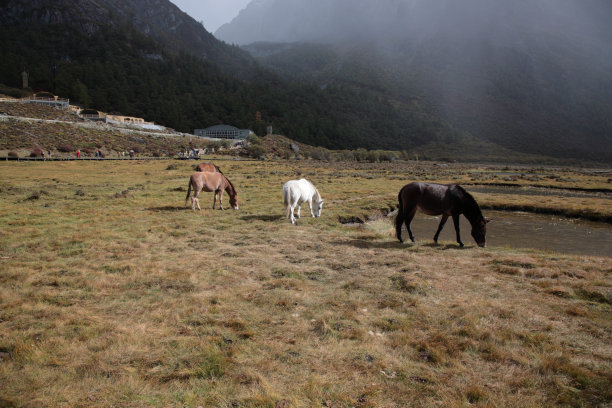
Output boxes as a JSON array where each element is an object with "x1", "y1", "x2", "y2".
[{"x1": 404, "y1": 211, "x2": 612, "y2": 257}]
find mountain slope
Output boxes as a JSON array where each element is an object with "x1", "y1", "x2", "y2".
[
  {"x1": 1, "y1": 0, "x2": 258, "y2": 79},
  {"x1": 0, "y1": 0, "x2": 458, "y2": 154},
  {"x1": 222, "y1": 0, "x2": 612, "y2": 162}
]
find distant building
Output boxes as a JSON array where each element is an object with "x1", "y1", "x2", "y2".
[
  {"x1": 80, "y1": 109, "x2": 105, "y2": 121},
  {"x1": 25, "y1": 92, "x2": 69, "y2": 109},
  {"x1": 106, "y1": 114, "x2": 149, "y2": 125},
  {"x1": 194, "y1": 124, "x2": 251, "y2": 140}
]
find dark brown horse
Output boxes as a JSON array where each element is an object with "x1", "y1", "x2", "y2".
[
  {"x1": 185, "y1": 172, "x2": 238, "y2": 210},
  {"x1": 395, "y1": 182, "x2": 490, "y2": 247},
  {"x1": 195, "y1": 162, "x2": 223, "y2": 173}
]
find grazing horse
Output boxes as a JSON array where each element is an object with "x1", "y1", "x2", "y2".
[
  {"x1": 195, "y1": 162, "x2": 223, "y2": 173},
  {"x1": 395, "y1": 182, "x2": 490, "y2": 247},
  {"x1": 185, "y1": 172, "x2": 238, "y2": 211},
  {"x1": 283, "y1": 178, "x2": 324, "y2": 224}
]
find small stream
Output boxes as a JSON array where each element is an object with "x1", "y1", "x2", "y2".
[
  {"x1": 466, "y1": 184, "x2": 612, "y2": 200},
  {"x1": 403, "y1": 211, "x2": 612, "y2": 257}
]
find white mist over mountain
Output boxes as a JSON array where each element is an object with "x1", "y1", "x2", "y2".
[
  {"x1": 215, "y1": 0, "x2": 612, "y2": 57},
  {"x1": 170, "y1": 0, "x2": 250, "y2": 32},
  {"x1": 216, "y1": 0, "x2": 612, "y2": 160}
]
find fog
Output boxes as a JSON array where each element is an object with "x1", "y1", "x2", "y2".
[
  {"x1": 170, "y1": 0, "x2": 250, "y2": 32},
  {"x1": 216, "y1": 0, "x2": 612, "y2": 62},
  {"x1": 215, "y1": 0, "x2": 612, "y2": 160}
]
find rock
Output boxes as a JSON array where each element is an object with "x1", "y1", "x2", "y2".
[{"x1": 338, "y1": 215, "x2": 364, "y2": 224}]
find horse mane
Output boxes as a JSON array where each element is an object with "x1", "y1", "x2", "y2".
[
  {"x1": 455, "y1": 185, "x2": 483, "y2": 220},
  {"x1": 214, "y1": 164, "x2": 223, "y2": 174},
  {"x1": 313, "y1": 186, "x2": 322, "y2": 202},
  {"x1": 306, "y1": 179, "x2": 322, "y2": 202},
  {"x1": 223, "y1": 174, "x2": 236, "y2": 194}
]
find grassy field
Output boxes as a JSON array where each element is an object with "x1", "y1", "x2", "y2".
[{"x1": 0, "y1": 159, "x2": 610, "y2": 407}]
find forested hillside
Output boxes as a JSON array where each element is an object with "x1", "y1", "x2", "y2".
[{"x1": 0, "y1": 0, "x2": 462, "y2": 153}]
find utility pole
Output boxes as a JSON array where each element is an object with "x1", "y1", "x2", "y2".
[
  {"x1": 22, "y1": 69, "x2": 29, "y2": 89},
  {"x1": 51, "y1": 61, "x2": 57, "y2": 94}
]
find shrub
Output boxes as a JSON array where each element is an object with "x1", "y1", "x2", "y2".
[
  {"x1": 30, "y1": 148, "x2": 42, "y2": 157},
  {"x1": 8, "y1": 151, "x2": 18, "y2": 158},
  {"x1": 379, "y1": 151, "x2": 397, "y2": 162},
  {"x1": 57, "y1": 144, "x2": 75, "y2": 153},
  {"x1": 245, "y1": 143, "x2": 265, "y2": 159},
  {"x1": 353, "y1": 148, "x2": 368, "y2": 161},
  {"x1": 132, "y1": 146, "x2": 142, "y2": 153},
  {"x1": 310, "y1": 148, "x2": 330, "y2": 161},
  {"x1": 366, "y1": 150, "x2": 380, "y2": 163},
  {"x1": 206, "y1": 141, "x2": 223, "y2": 151}
]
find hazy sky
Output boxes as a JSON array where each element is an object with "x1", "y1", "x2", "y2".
[{"x1": 170, "y1": 0, "x2": 251, "y2": 32}]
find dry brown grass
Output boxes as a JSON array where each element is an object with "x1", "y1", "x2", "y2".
[{"x1": 0, "y1": 159, "x2": 610, "y2": 407}]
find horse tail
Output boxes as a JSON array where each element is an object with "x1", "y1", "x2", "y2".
[
  {"x1": 395, "y1": 188, "x2": 405, "y2": 242},
  {"x1": 283, "y1": 185, "x2": 291, "y2": 218},
  {"x1": 185, "y1": 176, "x2": 192, "y2": 206}
]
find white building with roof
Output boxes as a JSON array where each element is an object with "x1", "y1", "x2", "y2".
[{"x1": 194, "y1": 124, "x2": 252, "y2": 140}]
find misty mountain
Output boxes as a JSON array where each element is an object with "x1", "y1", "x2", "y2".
[
  {"x1": 217, "y1": 0, "x2": 612, "y2": 49},
  {"x1": 220, "y1": 0, "x2": 612, "y2": 161}
]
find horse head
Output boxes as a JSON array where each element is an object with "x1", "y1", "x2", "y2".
[
  {"x1": 229, "y1": 191, "x2": 239, "y2": 210},
  {"x1": 471, "y1": 217, "x2": 491, "y2": 247},
  {"x1": 313, "y1": 198, "x2": 324, "y2": 217}
]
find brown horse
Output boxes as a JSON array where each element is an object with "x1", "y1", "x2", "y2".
[
  {"x1": 396, "y1": 182, "x2": 490, "y2": 247},
  {"x1": 195, "y1": 162, "x2": 223, "y2": 173},
  {"x1": 185, "y1": 172, "x2": 238, "y2": 210}
]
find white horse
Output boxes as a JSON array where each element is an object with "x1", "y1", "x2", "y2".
[{"x1": 282, "y1": 178, "x2": 324, "y2": 224}]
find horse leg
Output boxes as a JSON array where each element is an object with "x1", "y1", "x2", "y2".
[
  {"x1": 296, "y1": 203, "x2": 301, "y2": 219},
  {"x1": 433, "y1": 215, "x2": 449, "y2": 244},
  {"x1": 192, "y1": 190, "x2": 198, "y2": 211},
  {"x1": 212, "y1": 191, "x2": 217, "y2": 209},
  {"x1": 395, "y1": 206, "x2": 405, "y2": 243},
  {"x1": 193, "y1": 191, "x2": 201, "y2": 211},
  {"x1": 452, "y1": 213, "x2": 464, "y2": 247},
  {"x1": 218, "y1": 190, "x2": 224, "y2": 210},
  {"x1": 309, "y1": 199, "x2": 315, "y2": 217},
  {"x1": 405, "y1": 207, "x2": 417, "y2": 243},
  {"x1": 290, "y1": 204, "x2": 297, "y2": 224}
]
